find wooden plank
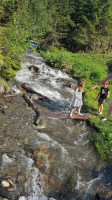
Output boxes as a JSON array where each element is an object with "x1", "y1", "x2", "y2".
[
  {"x1": 23, "y1": 94, "x2": 96, "y2": 125},
  {"x1": 42, "y1": 111, "x2": 96, "y2": 120}
]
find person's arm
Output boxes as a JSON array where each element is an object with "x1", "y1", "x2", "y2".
[
  {"x1": 90, "y1": 76, "x2": 110, "y2": 91},
  {"x1": 96, "y1": 91, "x2": 100, "y2": 99},
  {"x1": 106, "y1": 90, "x2": 110, "y2": 100}
]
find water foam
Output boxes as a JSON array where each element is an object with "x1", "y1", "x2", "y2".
[
  {"x1": 15, "y1": 53, "x2": 74, "y2": 104},
  {"x1": 19, "y1": 155, "x2": 56, "y2": 200},
  {"x1": 36, "y1": 132, "x2": 68, "y2": 159}
]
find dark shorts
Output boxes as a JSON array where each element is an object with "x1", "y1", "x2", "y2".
[{"x1": 98, "y1": 97, "x2": 106, "y2": 104}]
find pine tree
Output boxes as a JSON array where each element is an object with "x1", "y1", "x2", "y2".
[{"x1": 96, "y1": 0, "x2": 112, "y2": 52}]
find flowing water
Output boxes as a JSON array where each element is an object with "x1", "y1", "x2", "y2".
[{"x1": 4, "y1": 52, "x2": 111, "y2": 200}]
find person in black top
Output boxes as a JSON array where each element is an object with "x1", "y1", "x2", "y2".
[
  {"x1": 96, "y1": 81, "x2": 110, "y2": 114},
  {"x1": 90, "y1": 64, "x2": 112, "y2": 120}
]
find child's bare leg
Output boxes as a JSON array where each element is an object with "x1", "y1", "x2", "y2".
[
  {"x1": 77, "y1": 106, "x2": 83, "y2": 116},
  {"x1": 70, "y1": 106, "x2": 75, "y2": 117},
  {"x1": 98, "y1": 103, "x2": 102, "y2": 113},
  {"x1": 98, "y1": 104, "x2": 103, "y2": 114},
  {"x1": 101, "y1": 104, "x2": 103, "y2": 113}
]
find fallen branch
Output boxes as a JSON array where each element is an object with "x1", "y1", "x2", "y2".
[
  {"x1": 3, "y1": 93, "x2": 22, "y2": 98},
  {"x1": 7, "y1": 179, "x2": 16, "y2": 192},
  {"x1": 20, "y1": 83, "x2": 52, "y2": 102},
  {"x1": 23, "y1": 94, "x2": 42, "y2": 125}
]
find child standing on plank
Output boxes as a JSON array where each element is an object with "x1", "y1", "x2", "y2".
[
  {"x1": 96, "y1": 81, "x2": 110, "y2": 114},
  {"x1": 69, "y1": 80, "x2": 85, "y2": 117}
]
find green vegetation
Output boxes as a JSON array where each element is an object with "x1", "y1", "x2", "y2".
[
  {"x1": 1, "y1": 0, "x2": 112, "y2": 80},
  {"x1": 42, "y1": 49, "x2": 112, "y2": 161},
  {"x1": 0, "y1": 77, "x2": 8, "y2": 87}
]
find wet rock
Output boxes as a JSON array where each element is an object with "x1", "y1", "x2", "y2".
[
  {"x1": 18, "y1": 175, "x2": 25, "y2": 187},
  {"x1": 63, "y1": 81, "x2": 72, "y2": 88},
  {"x1": 5, "y1": 87, "x2": 11, "y2": 94},
  {"x1": 95, "y1": 186, "x2": 112, "y2": 200},
  {"x1": 29, "y1": 65, "x2": 40, "y2": 74},
  {"x1": 0, "y1": 176, "x2": 23, "y2": 199},
  {"x1": 20, "y1": 149, "x2": 25, "y2": 155},
  {"x1": 0, "y1": 187, "x2": 14, "y2": 199},
  {"x1": 2, "y1": 106, "x2": 8, "y2": 110},
  {"x1": 1, "y1": 106, "x2": 8, "y2": 114},
  {"x1": 0, "y1": 186, "x2": 21, "y2": 200},
  {"x1": 56, "y1": 78, "x2": 73, "y2": 88},
  {"x1": 1, "y1": 110, "x2": 6, "y2": 114},
  {"x1": 0, "y1": 86, "x2": 11, "y2": 94},
  {"x1": 2, "y1": 154, "x2": 14, "y2": 166},
  {"x1": 0, "y1": 86, "x2": 5, "y2": 94},
  {"x1": 30, "y1": 94, "x2": 38, "y2": 101},
  {"x1": 26, "y1": 152, "x2": 33, "y2": 158},
  {"x1": 18, "y1": 197, "x2": 26, "y2": 200},
  {"x1": 56, "y1": 78, "x2": 66, "y2": 83},
  {"x1": 34, "y1": 156, "x2": 46, "y2": 173},
  {"x1": 1, "y1": 180, "x2": 10, "y2": 188},
  {"x1": 0, "y1": 97, "x2": 4, "y2": 105}
]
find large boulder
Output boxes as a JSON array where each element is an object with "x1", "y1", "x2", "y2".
[{"x1": 28, "y1": 65, "x2": 40, "y2": 74}]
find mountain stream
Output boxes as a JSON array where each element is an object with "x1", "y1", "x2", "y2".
[{"x1": 0, "y1": 52, "x2": 112, "y2": 200}]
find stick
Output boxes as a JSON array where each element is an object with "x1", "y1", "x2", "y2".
[
  {"x1": 23, "y1": 94, "x2": 41, "y2": 125},
  {"x1": 20, "y1": 83, "x2": 51, "y2": 101}
]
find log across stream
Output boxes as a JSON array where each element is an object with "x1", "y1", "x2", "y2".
[{"x1": 22, "y1": 85, "x2": 96, "y2": 125}]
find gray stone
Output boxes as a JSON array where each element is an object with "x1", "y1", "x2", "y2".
[
  {"x1": 1, "y1": 180, "x2": 10, "y2": 188},
  {"x1": 2, "y1": 154, "x2": 14, "y2": 166},
  {"x1": 0, "y1": 86, "x2": 5, "y2": 93}
]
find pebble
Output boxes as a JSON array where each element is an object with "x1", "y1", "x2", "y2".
[
  {"x1": 3, "y1": 106, "x2": 8, "y2": 109},
  {"x1": 19, "y1": 197, "x2": 26, "y2": 200},
  {"x1": 0, "y1": 199, "x2": 8, "y2": 200},
  {"x1": 2, "y1": 154, "x2": 14, "y2": 165},
  {"x1": 1, "y1": 180, "x2": 10, "y2": 188}
]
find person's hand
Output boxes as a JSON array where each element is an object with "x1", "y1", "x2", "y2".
[
  {"x1": 90, "y1": 86, "x2": 96, "y2": 91},
  {"x1": 84, "y1": 90, "x2": 87, "y2": 93}
]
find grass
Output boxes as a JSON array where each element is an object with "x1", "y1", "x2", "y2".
[
  {"x1": 42, "y1": 48, "x2": 112, "y2": 162},
  {"x1": 0, "y1": 77, "x2": 8, "y2": 87}
]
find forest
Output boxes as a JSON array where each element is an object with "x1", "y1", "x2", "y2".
[
  {"x1": 0, "y1": 0, "x2": 112, "y2": 80},
  {"x1": 0, "y1": 0, "x2": 112, "y2": 161}
]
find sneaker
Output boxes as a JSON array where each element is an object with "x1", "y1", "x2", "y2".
[{"x1": 99, "y1": 112, "x2": 102, "y2": 115}]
